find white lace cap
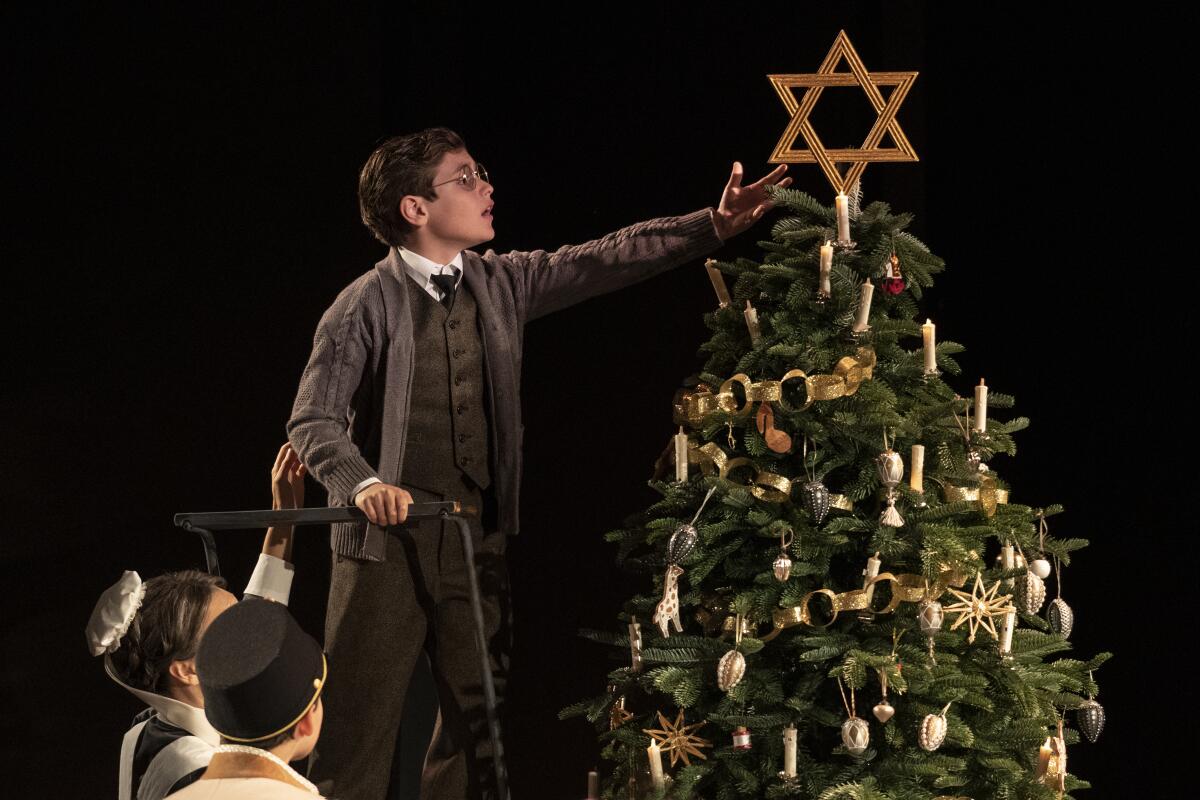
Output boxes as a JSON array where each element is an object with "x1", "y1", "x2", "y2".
[{"x1": 86, "y1": 570, "x2": 145, "y2": 656}]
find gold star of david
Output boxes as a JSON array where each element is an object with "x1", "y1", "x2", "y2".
[
  {"x1": 767, "y1": 30, "x2": 918, "y2": 194},
  {"x1": 643, "y1": 709, "x2": 712, "y2": 767},
  {"x1": 944, "y1": 573, "x2": 1015, "y2": 643}
]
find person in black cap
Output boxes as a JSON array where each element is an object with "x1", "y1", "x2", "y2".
[{"x1": 167, "y1": 598, "x2": 327, "y2": 799}]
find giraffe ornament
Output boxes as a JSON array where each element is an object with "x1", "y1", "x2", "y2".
[
  {"x1": 653, "y1": 565, "x2": 685, "y2": 637},
  {"x1": 651, "y1": 486, "x2": 717, "y2": 639}
]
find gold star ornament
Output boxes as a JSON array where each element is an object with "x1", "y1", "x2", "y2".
[
  {"x1": 944, "y1": 573, "x2": 1016, "y2": 643},
  {"x1": 767, "y1": 30, "x2": 918, "y2": 194},
  {"x1": 643, "y1": 709, "x2": 712, "y2": 767}
]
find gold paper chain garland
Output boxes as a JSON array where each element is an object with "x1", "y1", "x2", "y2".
[
  {"x1": 759, "y1": 563, "x2": 975, "y2": 642},
  {"x1": 684, "y1": 439, "x2": 853, "y2": 507},
  {"x1": 673, "y1": 348, "x2": 876, "y2": 430}
]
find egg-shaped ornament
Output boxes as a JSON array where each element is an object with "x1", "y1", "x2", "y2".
[
  {"x1": 918, "y1": 598, "x2": 944, "y2": 663},
  {"x1": 801, "y1": 480, "x2": 831, "y2": 525},
  {"x1": 1046, "y1": 598, "x2": 1075, "y2": 639},
  {"x1": 840, "y1": 717, "x2": 870, "y2": 756},
  {"x1": 1015, "y1": 571, "x2": 1047, "y2": 615},
  {"x1": 918, "y1": 703, "x2": 952, "y2": 752},
  {"x1": 918, "y1": 599, "x2": 944, "y2": 635},
  {"x1": 876, "y1": 449, "x2": 904, "y2": 488},
  {"x1": 772, "y1": 551, "x2": 793, "y2": 582},
  {"x1": 918, "y1": 713, "x2": 948, "y2": 751},
  {"x1": 666, "y1": 523, "x2": 698, "y2": 566},
  {"x1": 1030, "y1": 558, "x2": 1052, "y2": 579},
  {"x1": 717, "y1": 649, "x2": 746, "y2": 692},
  {"x1": 1077, "y1": 698, "x2": 1106, "y2": 743}
]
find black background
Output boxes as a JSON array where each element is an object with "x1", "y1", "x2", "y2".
[{"x1": 2, "y1": 2, "x2": 1190, "y2": 796}]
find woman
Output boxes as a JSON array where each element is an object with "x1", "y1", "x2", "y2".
[{"x1": 86, "y1": 445, "x2": 307, "y2": 800}]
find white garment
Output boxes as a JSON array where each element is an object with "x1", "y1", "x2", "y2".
[
  {"x1": 166, "y1": 777, "x2": 323, "y2": 799},
  {"x1": 348, "y1": 246, "x2": 465, "y2": 503},
  {"x1": 397, "y1": 246, "x2": 463, "y2": 301},
  {"x1": 115, "y1": 555, "x2": 295, "y2": 800}
]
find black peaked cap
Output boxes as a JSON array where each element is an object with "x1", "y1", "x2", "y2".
[{"x1": 196, "y1": 598, "x2": 326, "y2": 742}]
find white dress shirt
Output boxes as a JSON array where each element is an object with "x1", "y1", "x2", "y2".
[{"x1": 348, "y1": 247, "x2": 464, "y2": 502}]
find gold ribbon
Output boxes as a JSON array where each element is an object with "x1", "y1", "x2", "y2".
[
  {"x1": 674, "y1": 348, "x2": 876, "y2": 428},
  {"x1": 686, "y1": 441, "x2": 853, "y2": 508},
  {"x1": 943, "y1": 478, "x2": 1010, "y2": 517},
  {"x1": 759, "y1": 565, "x2": 971, "y2": 641}
]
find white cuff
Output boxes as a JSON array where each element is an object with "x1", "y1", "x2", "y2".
[
  {"x1": 350, "y1": 476, "x2": 382, "y2": 502},
  {"x1": 244, "y1": 554, "x2": 294, "y2": 605}
]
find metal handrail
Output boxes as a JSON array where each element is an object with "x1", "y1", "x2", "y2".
[{"x1": 173, "y1": 503, "x2": 509, "y2": 800}]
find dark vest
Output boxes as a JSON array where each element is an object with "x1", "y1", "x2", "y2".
[{"x1": 400, "y1": 276, "x2": 492, "y2": 501}]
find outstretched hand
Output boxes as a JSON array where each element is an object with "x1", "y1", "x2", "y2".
[
  {"x1": 712, "y1": 162, "x2": 792, "y2": 241},
  {"x1": 271, "y1": 443, "x2": 308, "y2": 510}
]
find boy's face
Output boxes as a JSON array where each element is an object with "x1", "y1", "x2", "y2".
[{"x1": 420, "y1": 148, "x2": 494, "y2": 251}]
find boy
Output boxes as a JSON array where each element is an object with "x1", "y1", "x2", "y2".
[
  {"x1": 287, "y1": 127, "x2": 789, "y2": 799},
  {"x1": 167, "y1": 598, "x2": 328, "y2": 799}
]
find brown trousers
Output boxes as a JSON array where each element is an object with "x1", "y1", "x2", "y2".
[{"x1": 309, "y1": 486, "x2": 510, "y2": 800}]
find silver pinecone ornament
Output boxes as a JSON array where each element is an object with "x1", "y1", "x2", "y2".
[
  {"x1": 1077, "y1": 698, "x2": 1105, "y2": 743},
  {"x1": 667, "y1": 523, "x2": 698, "y2": 566},
  {"x1": 918, "y1": 705, "x2": 950, "y2": 751},
  {"x1": 1046, "y1": 597, "x2": 1074, "y2": 639},
  {"x1": 1015, "y1": 571, "x2": 1047, "y2": 615},
  {"x1": 801, "y1": 480, "x2": 831, "y2": 525},
  {"x1": 840, "y1": 717, "x2": 870, "y2": 756},
  {"x1": 717, "y1": 649, "x2": 746, "y2": 692}
]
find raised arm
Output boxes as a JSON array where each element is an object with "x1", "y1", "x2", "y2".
[
  {"x1": 261, "y1": 443, "x2": 307, "y2": 561},
  {"x1": 502, "y1": 163, "x2": 790, "y2": 323},
  {"x1": 244, "y1": 444, "x2": 307, "y2": 605}
]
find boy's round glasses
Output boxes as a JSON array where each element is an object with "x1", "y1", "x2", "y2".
[{"x1": 432, "y1": 163, "x2": 489, "y2": 191}]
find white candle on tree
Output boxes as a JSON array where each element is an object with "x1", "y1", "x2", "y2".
[
  {"x1": 819, "y1": 241, "x2": 833, "y2": 296},
  {"x1": 783, "y1": 724, "x2": 797, "y2": 777},
  {"x1": 835, "y1": 192, "x2": 851, "y2": 243},
  {"x1": 909, "y1": 445, "x2": 925, "y2": 492},
  {"x1": 647, "y1": 740, "x2": 665, "y2": 789},
  {"x1": 921, "y1": 319, "x2": 937, "y2": 373},
  {"x1": 852, "y1": 279, "x2": 874, "y2": 332},
  {"x1": 743, "y1": 300, "x2": 763, "y2": 345},
  {"x1": 974, "y1": 378, "x2": 988, "y2": 433},
  {"x1": 704, "y1": 259, "x2": 732, "y2": 308},
  {"x1": 586, "y1": 770, "x2": 599, "y2": 799},
  {"x1": 999, "y1": 540, "x2": 1015, "y2": 655},
  {"x1": 862, "y1": 551, "x2": 883, "y2": 603},
  {"x1": 674, "y1": 426, "x2": 689, "y2": 483}
]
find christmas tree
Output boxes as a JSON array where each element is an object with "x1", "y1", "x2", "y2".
[
  {"x1": 563, "y1": 179, "x2": 1109, "y2": 799},
  {"x1": 562, "y1": 35, "x2": 1108, "y2": 797}
]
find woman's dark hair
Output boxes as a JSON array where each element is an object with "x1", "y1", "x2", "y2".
[
  {"x1": 358, "y1": 127, "x2": 466, "y2": 247},
  {"x1": 109, "y1": 570, "x2": 228, "y2": 694}
]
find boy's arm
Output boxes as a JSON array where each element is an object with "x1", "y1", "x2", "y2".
[
  {"x1": 286, "y1": 278, "x2": 381, "y2": 503},
  {"x1": 502, "y1": 163, "x2": 790, "y2": 323}
]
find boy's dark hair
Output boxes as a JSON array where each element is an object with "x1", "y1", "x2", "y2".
[
  {"x1": 109, "y1": 570, "x2": 228, "y2": 694},
  {"x1": 358, "y1": 127, "x2": 466, "y2": 247}
]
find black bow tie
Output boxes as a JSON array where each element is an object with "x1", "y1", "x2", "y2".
[{"x1": 430, "y1": 273, "x2": 458, "y2": 307}]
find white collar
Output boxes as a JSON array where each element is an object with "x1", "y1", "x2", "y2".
[
  {"x1": 105, "y1": 657, "x2": 221, "y2": 746},
  {"x1": 397, "y1": 247, "x2": 463, "y2": 300},
  {"x1": 212, "y1": 745, "x2": 321, "y2": 794}
]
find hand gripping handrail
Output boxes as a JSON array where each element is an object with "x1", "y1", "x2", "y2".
[{"x1": 173, "y1": 503, "x2": 509, "y2": 800}]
